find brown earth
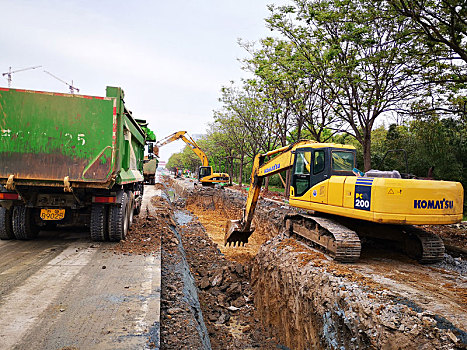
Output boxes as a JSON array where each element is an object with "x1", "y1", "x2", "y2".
[
  {"x1": 107, "y1": 206, "x2": 163, "y2": 256},
  {"x1": 177, "y1": 209, "x2": 280, "y2": 349},
  {"x1": 173, "y1": 177, "x2": 466, "y2": 349}
]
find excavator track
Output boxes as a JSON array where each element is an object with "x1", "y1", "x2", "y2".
[
  {"x1": 284, "y1": 214, "x2": 444, "y2": 264},
  {"x1": 326, "y1": 217, "x2": 445, "y2": 264},
  {"x1": 284, "y1": 214, "x2": 361, "y2": 263},
  {"x1": 401, "y1": 226, "x2": 445, "y2": 264}
]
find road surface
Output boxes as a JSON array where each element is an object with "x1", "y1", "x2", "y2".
[{"x1": 0, "y1": 186, "x2": 161, "y2": 350}]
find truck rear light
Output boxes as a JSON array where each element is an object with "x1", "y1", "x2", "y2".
[
  {"x1": 92, "y1": 196, "x2": 116, "y2": 203},
  {"x1": 0, "y1": 193, "x2": 19, "y2": 200}
]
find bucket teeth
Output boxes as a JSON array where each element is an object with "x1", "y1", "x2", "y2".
[{"x1": 224, "y1": 219, "x2": 254, "y2": 247}]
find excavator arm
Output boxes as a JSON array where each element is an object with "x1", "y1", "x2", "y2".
[
  {"x1": 156, "y1": 131, "x2": 209, "y2": 166},
  {"x1": 225, "y1": 140, "x2": 313, "y2": 246}
]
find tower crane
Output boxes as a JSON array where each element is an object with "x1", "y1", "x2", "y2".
[
  {"x1": 2, "y1": 66, "x2": 42, "y2": 87},
  {"x1": 43, "y1": 70, "x2": 79, "y2": 94}
]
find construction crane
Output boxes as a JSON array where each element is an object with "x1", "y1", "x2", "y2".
[
  {"x1": 43, "y1": 70, "x2": 79, "y2": 94},
  {"x1": 2, "y1": 66, "x2": 42, "y2": 88}
]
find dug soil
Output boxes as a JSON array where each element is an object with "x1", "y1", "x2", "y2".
[{"x1": 160, "y1": 176, "x2": 466, "y2": 349}]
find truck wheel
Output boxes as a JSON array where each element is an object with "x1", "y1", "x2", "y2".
[
  {"x1": 12, "y1": 206, "x2": 39, "y2": 240},
  {"x1": 134, "y1": 183, "x2": 143, "y2": 215},
  {"x1": 90, "y1": 204, "x2": 108, "y2": 241},
  {"x1": 0, "y1": 207, "x2": 15, "y2": 240},
  {"x1": 108, "y1": 191, "x2": 129, "y2": 242}
]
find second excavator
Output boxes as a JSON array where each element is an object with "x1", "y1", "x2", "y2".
[
  {"x1": 156, "y1": 131, "x2": 230, "y2": 186},
  {"x1": 225, "y1": 140, "x2": 464, "y2": 263}
]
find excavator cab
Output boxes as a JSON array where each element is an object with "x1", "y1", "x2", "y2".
[
  {"x1": 198, "y1": 166, "x2": 212, "y2": 180},
  {"x1": 290, "y1": 147, "x2": 356, "y2": 198}
]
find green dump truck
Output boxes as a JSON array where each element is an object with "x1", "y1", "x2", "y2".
[{"x1": 0, "y1": 86, "x2": 156, "y2": 241}]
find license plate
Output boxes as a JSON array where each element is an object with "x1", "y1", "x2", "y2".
[{"x1": 40, "y1": 209, "x2": 65, "y2": 221}]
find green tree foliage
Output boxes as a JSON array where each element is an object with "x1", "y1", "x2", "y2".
[
  {"x1": 166, "y1": 0, "x2": 465, "y2": 210},
  {"x1": 388, "y1": 0, "x2": 467, "y2": 65},
  {"x1": 166, "y1": 152, "x2": 184, "y2": 170},
  {"x1": 381, "y1": 119, "x2": 467, "y2": 183},
  {"x1": 385, "y1": 0, "x2": 467, "y2": 118},
  {"x1": 241, "y1": 38, "x2": 339, "y2": 143},
  {"x1": 267, "y1": 0, "x2": 424, "y2": 170}
]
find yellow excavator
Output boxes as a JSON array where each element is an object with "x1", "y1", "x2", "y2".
[
  {"x1": 225, "y1": 140, "x2": 464, "y2": 263},
  {"x1": 156, "y1": 131, "x2": 230, "y2": 186}
]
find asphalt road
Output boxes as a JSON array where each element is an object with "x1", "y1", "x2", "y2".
[{"x1": 0, "y1": 186, "x2": 161, "y2": 350}]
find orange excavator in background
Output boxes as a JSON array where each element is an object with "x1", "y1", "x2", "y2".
[
  {"x1": 156, "y1": 131, "x2": 230, "y2": 186},
  {"x1": 225, "y1": 140, "x2": 464, "y2": 263}
]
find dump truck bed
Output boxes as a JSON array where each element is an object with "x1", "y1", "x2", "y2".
[
  {"x1": 143, "y1": 159, "x2": 158, "y2": 176},
  {"x1": 0, "y1": 87, "x2": 144, "y2": 189}
]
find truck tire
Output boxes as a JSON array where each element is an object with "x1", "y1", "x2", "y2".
[
  {"x1": 12, "y1": 206, "x2": 39, "y2": 240},
  {"x1": 134, "y1": 183, "x2": 143, "y2": 215},
  {"x1": 108, "y1": 191, "x2": 129, "y2": 242},
  {"x1": 0, "y1": 207, "x2": 15, "y2": 240},
  {"x1": 90, "y1": 204, "x2": 108, "y2": 241}
]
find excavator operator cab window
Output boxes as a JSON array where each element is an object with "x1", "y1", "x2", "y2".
[
  {"x1": 331, "y1": 151, "x2": 355, "y2": 172},
  {"x1": 295, "y1": 152, "x2": 311, "y2": 175},
  {"x1": 198, "y1": 166, "x2": 212, "y2": 179},
  {"x1": 313, "y1": 150, "x2": 325, "y2": 174}
]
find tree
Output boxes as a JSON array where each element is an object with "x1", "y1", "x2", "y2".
[
  {"x1": 166, "y1": 152, "x2": 184, "y2": 170},
  {"x1": 267, "y1": 0, "x2": 422, "y2": 170},
  {"x1": 211, "y1": 111, "x2": 248, "y2": 185},
  {"x1": 242, "y1": 37, "x2": 340, "y2": 143},
  {"x1": 180, "y1": 144, "x2": 202, "y2": 173},
  {"x1": 388, "y1": 0, "x2": 467, "y2": 65},
  {"x1": 216, "y1": 82, "x2": 281, "y2": 187}
]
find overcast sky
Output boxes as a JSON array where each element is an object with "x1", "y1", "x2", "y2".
[{"x1": 1, "y1": 0, "x2": 288, "y2": 161}]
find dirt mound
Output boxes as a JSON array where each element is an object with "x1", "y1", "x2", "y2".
[
  {"x1": 108, "y1": 200, "x2": 168, "y2": 256},
  {"x1": 423, "y1": 223, "x2": 467, "y2": 257}
]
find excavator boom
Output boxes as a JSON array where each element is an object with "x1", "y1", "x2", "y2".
[
  {"x1": 156, "y1": 131, "x2": 209, "y2": 166},
  {"x1": 225, "y1": 141, "x2": 311, "y2": 245}
]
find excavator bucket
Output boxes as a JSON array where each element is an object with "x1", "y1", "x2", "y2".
[{"x1": 224, "y1": 220, "x2": 254, "y2": 247}]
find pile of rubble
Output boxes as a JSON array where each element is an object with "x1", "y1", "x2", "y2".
[{"x1": 179, "y1": 217, "x2": 279, "y2": 349}]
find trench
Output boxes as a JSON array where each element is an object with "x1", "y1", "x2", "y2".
[{"x1": 168, "y1": 176, "x2": 466, "y2": 350}]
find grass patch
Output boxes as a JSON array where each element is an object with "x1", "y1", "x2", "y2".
[{"x1": 266, "y1": 186, "x2": 285, "y2": 194}]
